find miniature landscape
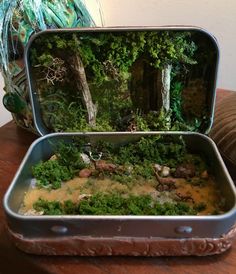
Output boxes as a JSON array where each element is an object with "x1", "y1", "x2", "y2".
[
  {"x1": 21, "y1": 30, "x2": 221, "y2": 216},
  {"x1": 19, "y1": 136, "x2": 225, "y2": 216},
  {"x1": 29, "y1": 30, "x2": 217, "y2": 133}
]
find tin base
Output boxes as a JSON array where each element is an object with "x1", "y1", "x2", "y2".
[{"x1": 7, "y1": 225, "x2": 236, "y2": 256}]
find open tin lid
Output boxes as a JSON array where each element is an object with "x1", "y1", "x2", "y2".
[{"x1": 25, "y1": 26, "x2": 219, "y2": 136}]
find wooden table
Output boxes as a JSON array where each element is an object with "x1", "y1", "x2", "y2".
[{"x1": 0, "y1": 90, "x2": 236, "y2": 274}]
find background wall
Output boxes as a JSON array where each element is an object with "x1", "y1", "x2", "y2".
[
  {"x1": 1, "y1": 0, "x2": 236, "y2": 126},
  {"x1": 0, "y1": 75, "x2": 12, "y2": 126}
]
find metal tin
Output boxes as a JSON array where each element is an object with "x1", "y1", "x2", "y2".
[
  {"x1": 3, "y1": 27, "x2": 236, "y2": 252},
  {"x1": 3, "y1": 132, "x2": 236, "y2": 239}
]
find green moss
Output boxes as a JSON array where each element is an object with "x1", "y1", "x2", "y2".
[
  {"x1": 111, "y1": 174, "x2": 132, "y2": 184},
  {"x1": 32, "y1": 136, "x2": 209, "y2": 191},
  {"x1": 32, "y1": 141, "x2": 90, "y2": 190},
  {"x1": 33, "y1": 193, "x2": 197, "y2": 216},
  {"x1": 30, "y1": 31, "x2": 200, "y2": 133},
  {"x1": 33, "y1": 198, "x2": 63, "y2": 215},
  {"x1": 112, "y1": 135, "x2": 187, "y2": 168},
  {"x1": 55, "y1": 141, "x2": 87, "y2": 172},
  {"x1": 133, "y1": 162, "x2": 154, "y2": 180},
  {"x1": 193, "y1": 202, "x2": 207, "y2": 212},
  {"x1": 32, "y1": 160, "x2": 73, "y2": 189}
]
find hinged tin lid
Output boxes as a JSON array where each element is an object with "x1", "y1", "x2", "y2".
[{"x1": 25, "y1": 26, "x2": 219, "y2": 136}]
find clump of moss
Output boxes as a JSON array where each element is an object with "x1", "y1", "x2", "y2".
[
  {"x1": 111, "y1": 135, "x2": 187, "y2": 168},
  {"x1": 33, "y1": 193, "x2": 197, "y2": 216},
  {"x1": 32, "y1": 136, "x2": 209, "y2": 190},
  {"x1": 32, "y1": 160, "x2": 73, "y2": 190},
  {"x1": 55, "y1": 141, "x2": 87, "y2": 172},
  {"x1": 29, "y1": 31, "x2": 208, "y2": 133},
  {"x1": 33, "y1": 141, "x2": 88, "y2": 189},
  {"x1": 194, "y1": 202, "x2": 207, "y2": 212}
]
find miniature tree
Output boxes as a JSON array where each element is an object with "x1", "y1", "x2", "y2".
[
  {"x1": 31, "y1": 31, "x2": 196, "y2": 129},
  {"x1": 32, "y1": 34, "x2": 98, "y2": 126},
  {"x1": 132, "y1": 31, "x2": 197, "y2": 113},
  {"x1": 69, "y1": 52, "x2": 97, "y2": 126},
  {"x1": 80, "y1": 31, "x2": 197, "y2": 114}
]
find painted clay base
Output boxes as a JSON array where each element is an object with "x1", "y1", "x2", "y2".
[{"x1": 7, "y1": 225, "x2": 236, "y2": 256}]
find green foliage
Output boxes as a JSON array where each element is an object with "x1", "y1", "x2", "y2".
[
  {"x1": 30, "y1": 30, "x2": 199, "y2": 132},
  {"x1": 183, "y1": 153, "x2": 208, "y2": 174},
  {"x1": 145, "y1": 31, "x2": 197, "y2": 69},
  {"x1": 32, "y1": 160, "x2": 73, "y2": 189},
  {"x1": 170, "y1": 81, "x2": 184, "y2": 123},
  {"x1": 40, "y1": 86, "x2": 114, "y2": 132},
  {"x1": 33, "y1": 193, "x2": 197, "y2": 216},
  {"x1": 193, "y1": 202, "x2": 207, "y2": 212},
  {"x1": 146, "y1": 109, "x2": 172, "y2": 130},
  {"x1": 133, "y1": 161, "x2": 154, "y2": 179},
  {"x1": 34, "y1": 198, "x2": 63, "y2": 215},
  {"x1": 32, "y1": 141, "x2": 91, "y2": 190},
  {"x1": 79, "y1": 31, "x2": 197, "y2": 83},
  {"x1": 113, "y1": 136, "x2": 186, "y2": 168},
  {"x1": 133, "y1": 111, "x2": 150, "y2": 131},
  {"x1": 36, "y1": 53, "x2": 54, "y2": 67},
  {"x1": 55, "y1": 141, "x2": 87, "y2": 172},
  {"x1": 31, "y1": 30, "x2": 197, "y2": 87},
  {"x1": 32, "y1": 136, "x2": 207, "y2": 190}
]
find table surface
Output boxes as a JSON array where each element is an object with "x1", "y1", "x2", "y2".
[{"x1": 0, "y1": 89, "x2": 235, "y2": 274}]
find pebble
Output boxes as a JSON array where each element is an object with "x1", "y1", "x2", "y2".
[
  {"x1": 96, "y1": 160, "x2": 116, "y2": 172},
  {"x1": 201, "y1": 170, "x2": 209, "y2": 179},
  {"x1": 154, "y1": 164, "x2": 162, "y2": 172},
  {"x1": 79, "y1": 168, "x2": 93, "y2": 178},
  {"x1": 161, "y1": 166, "x2": 170, "y2": 177},
  {"x1": 80, "y1": 153, "x2": 91, "y2": 164},
  {"x1": 174, "y1": 163, "x2": 196, "y2": 178}
]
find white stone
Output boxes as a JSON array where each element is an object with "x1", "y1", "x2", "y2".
[
  {"x1": 80, "y1": 153, "x2": 91, "y2": 164},
  {"x1": 161, "y1": 166, "x2": 170, "y2": 177},
  {"x1": 154, "y1": 164, "x2": 162, "y2": 172}
]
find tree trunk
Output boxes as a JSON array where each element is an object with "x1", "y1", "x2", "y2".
[
  {"x1": 70, "y1": 54, "x2": 97, "y2": 126},
  {"x1": 157, "y1": 64, "x2": 172, "y2": 112}
]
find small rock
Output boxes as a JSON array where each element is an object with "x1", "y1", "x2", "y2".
[
  {"x1": 79, "y1": 168, "x2": 93, "y2": 178},
  {"x1": 30, "y1": 178, "x2": 37, "y2": 189},
  {"x1": 78, "y1": 194, "x2": 92, "y2": 201},
  {"x1": 174, "y1": 163, "x2": 196, "y2": 178},
  {"x1": 125, "y1": 165, "x2": 133, "y2": 175},
  {"x1": 80, "y1": 153, "x2": 91, "y2": 164},
  {"x1": 201, "y1": 170, "x2": 208, "y2": 179},
  {"x1": 23, "y1": 209, "x2": 44, "y2": 216},
  {"x1": 161, "y1": 166, "x2": 170, "y2": 177},
  {"x1": 154, "y1": 164, "x2": 162, "y2": 172},
  {"x1": 96, "y1": 160, "x2": 116, "y2": 172},
  {"x1": 50, "y1": 154, "x2": 57, "y2": 161}
]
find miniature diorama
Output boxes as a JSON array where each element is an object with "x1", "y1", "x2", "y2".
[
  {"x1": 28, "y1": 29, "x2": 218, "y2": 133},
  {"x1": 4, "y1": 28, "x2": 236, "y2": 256},
  {"x1": 21, "y1": 29, "x2": 222, "y2": 217},
  {"x1": 19, "y1": 135, "x2": 225, "y2": 216}
]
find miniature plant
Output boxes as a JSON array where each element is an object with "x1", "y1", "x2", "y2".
[
  {"x1": 32, "y1": 141, "x2": 88, "y2": 189},
  {"x1": 33, "y1": 193, "x2": 197, "y2": 216},
  {"x1": 30, "y1": 30, "x2": 198, "y2": 132},
  {"x1": 55, "y1": 141, "x2": 87, "y2": 172},
  {"x1": 32, "y1": 160, "x2": 73, "y2": 189},
  {"x1": 26, "y1": 136, "x2": 224, "y2": 217}
]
